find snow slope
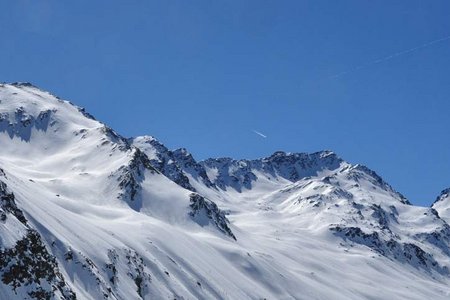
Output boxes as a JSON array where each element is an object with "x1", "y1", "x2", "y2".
[{"x1": 1, "y1": 83, "x2": 450, "y2": 299}]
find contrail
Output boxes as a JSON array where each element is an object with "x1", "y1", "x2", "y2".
[
  {"x1": 330, "y1": 35, "x2": 450, "y2": 79},
  {"x1": 252, "y1": 130, "x2": 267, "y2": 138}
]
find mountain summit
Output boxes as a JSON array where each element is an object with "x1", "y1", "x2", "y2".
[{"x1": 1, "y1": 83, "x2": 449, "y2": 299}]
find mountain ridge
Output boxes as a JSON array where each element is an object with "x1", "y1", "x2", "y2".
[{"x1": 1, "y1": 82, "x2": 450, "y2": 299}]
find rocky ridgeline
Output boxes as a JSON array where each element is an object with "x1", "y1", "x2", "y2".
[
  {"x1": 131, "y1": 136, "x2": 196, "y2": 191},
  {"x1": 200, "y1": 150, "x2": 344, "y2": 191},
  {"x1": 189, "y1": 193, "x2": 236, "y2": 240},
  {"x1": 434, "y1": 188, "x2": 450, "y2": 205},
  {"x1": 131, "y1": 136, "x2": 215, "y2": 192},
  {"x1": 115, "y1": 147, "x2": 157, "y2": 204},
  {"x1": 1, "y1": 83, "x2": 450, "y2": 299}
]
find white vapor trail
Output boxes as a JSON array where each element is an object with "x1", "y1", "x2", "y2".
[
  {"x1": 252, "y1": 130, "x2": 267, "y2": 138},
  {"x1": 330, "y1": 35, "x2": 450, "y2": 79}
]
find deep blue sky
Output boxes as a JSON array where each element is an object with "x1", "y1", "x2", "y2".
[{"x1": 1, "y1": 1, "x2": 450, "y2": 206}]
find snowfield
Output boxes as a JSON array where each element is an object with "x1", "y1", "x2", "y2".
[{"x1": 1, "y1": 82, "x2": 450, "y2": 299}]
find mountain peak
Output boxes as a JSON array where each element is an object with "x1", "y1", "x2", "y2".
[
  {"x1": 2, "y1": 84, "x2": 450, "y2": 299},
  {"x1": 173, "y1": 147, "x2": 191, "y2": 157},
  {"x1": 434, "y1": 188, "x2": 450, "y2": 205},
  {"x1": 9, "y1": 82, "x2": 36, "y2": 88},
  {"x1": 432, "y1": 188, "x2": 450, "y2": 222}
]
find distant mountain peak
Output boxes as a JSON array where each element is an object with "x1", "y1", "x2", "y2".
[
  {"x1": 9, "y1": 82, "x2": 37, "y2": 88},
  {"x1": 434, "y1": 188, "x2": 450, "y2": 204}
]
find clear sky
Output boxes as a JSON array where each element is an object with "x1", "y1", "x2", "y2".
[{"x1": 1, "y1": 1, "x2": 450, "y2": 206}]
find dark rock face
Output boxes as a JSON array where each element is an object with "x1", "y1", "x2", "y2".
[
  {"x1": 264, "y1": 150, "x2": 343, "y2": 181},
  {"x1": 76, "y1": 107, "x2": 96, "y2": 121},
  {"x1": 131, "y1": 137, "x2": 197, "y2": 192},
  {"x1": 415, "y1": 224, "x2": 450, "y2": 257},
  {"x1": 0, "y1": 107, "x2": 55, "y2": 141},
  {"x1": 200, "y1": 158, "x2": 256, "y2": 192},
  {"x1": 172, "y1": 148, "x2": 215, "y2": 189},
  {"x1": 154, "y1": 157, "x2": 195, "y2": 192},
  {"x1": 10, "y1": 82, "x2": 36, "y2": 88},
  {"x1": 369, "y1": 204, "x2": 397, "y2": 231},
  {"x1": 100, "y1": 126, "x2": 130, "y2": 151},
  {"x1": 201, "y1": 151, "x2": 344, "y2": 192},
  {"x1": 189, "y1": 193, "x2": 236, "y2": 240},
  {"x1": 0, "y1": 230, "x2": 76, "y2": 300},
  {"x1": 0, "y1": 179, "x2": 27, "y2": 225},
  {"x1": 131, "y1": 136, "x2": 215, "y2": 192},
  {"x1": 124, "y1": 249, "x2": 151, "y2": 299},
  {"x1": 132, "y1": 139, "x2": 361, "y2": 197},
  {"x1": 116, "y1": 147, "x2": 158, "y2": 205},
  {"x1": 330, "y1": 226, "x2": 449, "y2": 275},
  {"x1": 0, "y1": 174, "x2": 76, "y2": 299},
  {"x1": 433, "y1": 188, "x2": 450, "y2": 205}
]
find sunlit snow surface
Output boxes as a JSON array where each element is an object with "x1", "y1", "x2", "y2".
[{"x1": 1, "y1": 83, "x2": 450, "y2": 299}]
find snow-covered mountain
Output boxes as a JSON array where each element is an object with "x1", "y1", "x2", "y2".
[
  {"x1": 432, "y1": 188, "x2": 450, "y2": 222},
  {"x1": 1, "y1": 82, "x2": 450, "y2": 299}
]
